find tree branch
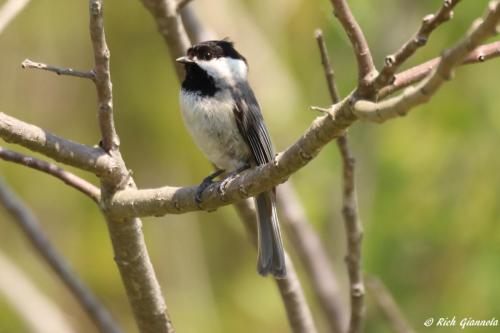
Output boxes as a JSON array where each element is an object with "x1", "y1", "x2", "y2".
[
  {"x1": 0, "y1": 112, "x2": 114, "y2": 179},
  {"x1": 365, "y1": 276, "x2": 416, "y2": 333},
  {"x1": 378, "y1": 40, "x2": 500, "y2": 98},
  {"x1": 89, "y1": 0, "x2": 119, "y2": 152},
  {"x1": 0, "y1": 177, "x2": 122, "y2": 333},
  {"x1": 176, "y1": 0, "x2": 194, "y2": 12},
  {"x1": 355, "y1": 1, "x2": 500, "y2": 123},
  {"x1": 372, "y1": 0, "x2": 461, "y2": 90},
  {"x1": 0, "y1": 0, "x2": 30, "y2": 34},
  {"x1": 0, "y1": 147, "x2": 100, "y2": 202},
  {"x1": 329, "y1": 0, "x2": 376, "y2": 87},
  {"x1": 21, "y1": 59, "x2": 96, "y2": 80},
  {"x1": 87, "y1": 2, "x2": 175, "y2": 332},
  {"x1": 316, "y1": 29, "x2": 364, "y2": 333}
]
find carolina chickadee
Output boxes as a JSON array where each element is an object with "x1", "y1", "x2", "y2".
[{"x1": 176, "y1": 40, "x2": 286, "y2": 278}]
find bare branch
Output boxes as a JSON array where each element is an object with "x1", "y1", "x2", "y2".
[
  {"x1": 0, "y1": 147, "x2": 100, "y2": 202},
  {"x1": 315, "y1": 29, "x2": 341, "y2": 103},
  {"x1": 139, "y1": 0, "x2": 191, "y2": 79},
  {"x1": 355, "y1": 1, "x2": 500, "y2": 123},
  {"x1": 89, "y1": 0, "x2": 119, "y2": 152},
  {"x1": 0, "y1": 112, "x2": 115, "y2": 179},
  {"x1": 378, "y1": 41, "x2": 500, "y2": 98},
  {"x1": 0, "y1": 0, "x2": 30, "y2": 34},
  {"x1": 372, "y1": 0, "x2": 461, "y2": 90},
  {"x1": 278, "y1": 184, "x2": 347, "y2": 333},
  {"x1": 316, "y1": 30, "x2": 364, "y2": 333},
  {"x1": 233, "y1": 199, "x2": 318, "y2": 333},
  {"x1": 366, "y1": 276, "x2": 416, "y2": 333},
  {"x1": 328, "y1": 0, "x2": 376, "y2": 87},
  {"x1": 21, "y1": 59, "x2": 96, "y2": 80},
  {"x1": 0, "y1": 178, "x2": 122, "y2": 333}
]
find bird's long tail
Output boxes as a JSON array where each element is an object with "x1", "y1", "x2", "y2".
[{"x1": 255, "y1": 191, "x2": 286, "y2": 278}]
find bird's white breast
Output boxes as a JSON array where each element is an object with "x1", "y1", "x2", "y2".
[{"x1": 179, "y1": 89, "x2": 251, "y2": 171}]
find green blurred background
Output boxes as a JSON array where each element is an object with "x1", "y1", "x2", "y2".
[{"x1": 1, "y1": 0, "x2": 499, "y2": 332}]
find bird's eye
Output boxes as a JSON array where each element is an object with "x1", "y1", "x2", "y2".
[{"x1": 204, "y1": 52, "x2": 212, "y2": 60}]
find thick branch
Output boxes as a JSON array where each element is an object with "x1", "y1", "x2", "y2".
[
  {"x1": 0, "y1": 147, "x2": 100, "y2": 202},
  {"x1": 21, "y1": 59, "x2": 96, "y2": 80},
  {"x1": 89, "y1": 0, "x2": 119, "y2": 152},
  {"x1": 316, "y1": 30, "x2": 364, "y2": 333},
  {"x1": 372, "y1": 0, "x2": 461, "y2": 90},
  {"x1": 355, "y1": 1, "x2": 500, "y2": 123},
  {"x1": 378, "y1": 41, "x2": 500, "y2": 98},
  {"x1": 0, "y1": 178, "x2": 122, "y2": 333},
  {"x1": 329, "y1": 0, "x2": 376, "y2": 86},
  {"x1": 0, "y1": 112, "x2": 115, "y2": 179}
]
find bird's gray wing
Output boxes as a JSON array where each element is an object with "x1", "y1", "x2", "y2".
[{"x1": 231, "y1": 82, "x2": 274, "y2": 166}]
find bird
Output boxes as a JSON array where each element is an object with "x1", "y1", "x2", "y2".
[{"x1": 176, "y1": 39, "x2": 286, "y2": 278}]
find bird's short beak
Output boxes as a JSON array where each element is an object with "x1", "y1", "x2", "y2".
[{"x1": 176, "y1": 56, "x2": 193, "y2": 64}]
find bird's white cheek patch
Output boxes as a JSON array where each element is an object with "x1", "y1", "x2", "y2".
[{"x1": 196, "y1": 58, "x2": 248, "y2": 84}]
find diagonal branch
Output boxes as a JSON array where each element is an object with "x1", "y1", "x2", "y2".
[
  {"x1": 0, "y1": 112, "x2": 114, "y2": 179},
  {"x1": 0, "y1": 177, "x2": 122, "y2": 333},
  {"x1": 372, "y1": 0, "x2": 461, "y2": 90},
  {"x1": 21, "y1": 59, "x2": 96, "y2": 80},
  {"x1": 0, "y1": 147, "x2": 100, "y2": 202},
  {"x1": 355, "y1": 1, "x2": 500, "y2": 123},
  {"x1": 316, "y1": 29, "x2": 364, "y2": 333},
  {"x1": 139, "y1": 0, "x2": 191, "y2": 78},
  {"x1": 0, "y1": 0, "x2": 30, "y2": 34},
  {"x1": 365, "y1": 276, "x2": 416, "y2": 333},
  {"x1": 378, "y1": 40, "x2": 500, "y2": 98},
  {"x1": 329, "y1": 0, "x2": 376, "y2": 87}
]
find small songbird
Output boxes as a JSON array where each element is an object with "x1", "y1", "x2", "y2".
[{"x1": 176, "y1": 39, "x2": 286, "y2": 278}]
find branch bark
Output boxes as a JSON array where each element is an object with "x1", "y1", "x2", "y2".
[
  {"x1": 316, "y1": 29, "x2": 364, "y2": 333},
  {"x1": 0, "y1": 177, "x2": 122, "y2": 333},
  {"x1": 87, "y1": 1, "x2": 174, "y2": 332},
  {"x1": 355, "y1": 2, "x2": 500, "y2": 122},
  {"x1": 0, "y1": 147, "x2": 100, "y2": 202},
  {"x1": 21, "y1": 59, "x2": 96, "y2": 80},
  {"x1": 329, "y1": 0, "x2": 376, "y2": 88}
]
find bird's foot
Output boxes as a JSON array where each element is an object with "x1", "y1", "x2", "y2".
[
  {"x1": 217, "y1": 164, "x2": 250, "y2": 197},
  {"x1": 196, "y1": 169, "x2": 224, "y2": 208}
]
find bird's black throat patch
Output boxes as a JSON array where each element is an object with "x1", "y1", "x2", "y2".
[{"x1": 181, "y1": 63, "x2": 217, "y2": 96}]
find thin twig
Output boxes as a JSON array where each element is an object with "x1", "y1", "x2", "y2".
[
  {"x1": 355, "y1": 1, "x2": 500, "y2": 123},
  {"x1": 0, "y1": 0, "x2": 30, "y2": 34},
  {"x1": 316, "y1": 29, "x2": 364, "y2": 333},
  {"x1": 0, "y1": 147, "x2": 100, "y2": 202},
  {"x1": 365, "y1": 276, "x2": 416, "y2": 333},
  {"x1": 372, "y1": 0, "x2": 461, "y2": 90},
  {"x1": 177, "y1": 0, "x2": 194, "y2": 12},
  {"x1": 89, "y1": 0, "x2": 119, "y2": 152},
  {"x1": 328, "y1": 0, "x2": 376, "y2": 89},
  {"x1": 0, "y1": 178, "x2": 122, "y2": 333},
  {"x1": 234, "y1": 199, "x2": 318, "y2": 333},
  {"x1": 378, "y1": 40, "x2": 500, "y2": 98},
  {"x1": 21, "y1": 59, "x2": 95, "y2": 80}
]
